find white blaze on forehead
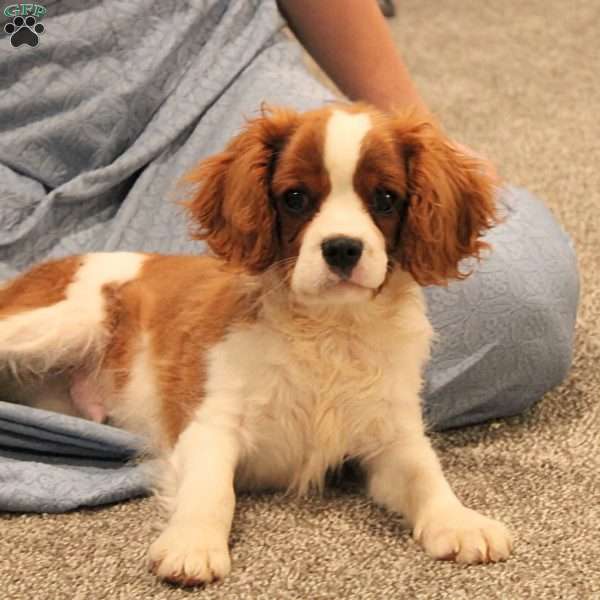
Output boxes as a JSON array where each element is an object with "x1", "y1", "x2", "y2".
[
  {"x1": 290, "y1": 108, "x2": 388, "y2": 300},
  {"x1": 324, "y1": 110, "x2": 372, "y2": 189}
]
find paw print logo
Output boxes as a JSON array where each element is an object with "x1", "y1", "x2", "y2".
[{"x1": 4, "y1": 15, "x2": 45, "y2": 48}]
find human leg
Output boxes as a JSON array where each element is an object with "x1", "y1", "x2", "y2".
[{"x1": 422, "y1": 186, "x2": 579, "y2": 429}]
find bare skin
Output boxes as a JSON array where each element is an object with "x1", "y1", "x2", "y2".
[{"x1": 277, "y1": 0, "x2": 426, "y2": 113}]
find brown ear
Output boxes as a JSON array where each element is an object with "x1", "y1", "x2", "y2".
[
  {"x1": 181, "y1": 106, "x2": 300, "y2": 271},
  {"x1": 393, "y1": 115, "x2": 498, "y2": 286}
]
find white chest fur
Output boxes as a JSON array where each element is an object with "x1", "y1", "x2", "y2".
[{"x1": 198, "y1": 278, "x2": 432, "y2": 495}]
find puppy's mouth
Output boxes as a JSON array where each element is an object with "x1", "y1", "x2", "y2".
[
  {"x1": 324, "y1": 278, "x2": 370, "y2": 292},
  {"x1": 316, "y1": 275, "x2": 377, "y2": 303},
  {"x1": 290, "y1": 262, "x2": 385, "y2": 306}
]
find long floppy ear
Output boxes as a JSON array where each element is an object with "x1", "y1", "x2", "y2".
[
  {"x1": 181, "y1": 106, "x2": 300, "y2": 271},
  {"x1": 393, "y1": 114, "x2": 499, "y2": 286}
]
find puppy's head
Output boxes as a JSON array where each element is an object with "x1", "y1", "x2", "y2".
[{"x1": 183, "y1": 104, "x2": 497, "y2": 305}]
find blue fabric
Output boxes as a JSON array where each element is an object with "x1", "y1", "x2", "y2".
[
  {"x1": 0, "y1": 0, "x2": 579, "y2": 512},
  {"x1": 0, "y1": 402, "x2": 147, "y2": 512},
  {"x1": 423, "y1": 186, "x2": 579, "y2": 429}
]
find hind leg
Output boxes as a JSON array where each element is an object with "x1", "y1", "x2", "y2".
[
  {"x1": 69, "y1": 370, "x2": 107, "y2": 423},
  {"x1": 0, "y1": 253, "x2": 146, "y2": 421},
  {"x1": 0, "y1": 368, "x2": 107, "y2": 422}
]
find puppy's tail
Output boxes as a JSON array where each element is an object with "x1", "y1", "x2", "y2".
[{"x1": 0, "y1": 253, "x2": 145, "y2": 377}]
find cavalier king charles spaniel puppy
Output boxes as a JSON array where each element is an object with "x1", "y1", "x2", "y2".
[{"x1": 0, "y1": 104, "x2": 512, "y2": 585}]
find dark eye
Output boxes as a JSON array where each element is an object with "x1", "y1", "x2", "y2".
[
  {"x1": 282, "y1": 189, "x2": 311, "y2": 214},
  {"x1": 371, "y1": 188, "x2": 397, "y2": 215}
]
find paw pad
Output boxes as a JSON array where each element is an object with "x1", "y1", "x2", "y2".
[{"x1": 4, "y1": 15, "x2": 45, "y2": 48}]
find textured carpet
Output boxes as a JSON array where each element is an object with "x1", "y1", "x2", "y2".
[{"x1": 1, "y1": 1, "x2": 599, "y2": 598}]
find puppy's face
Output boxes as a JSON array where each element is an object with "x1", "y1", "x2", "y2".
[
  {"x1": 184, "y1": 104, "x2": 497, "y2": 305},
  {"x1": 272, "y1": 109, "x2": 403, "y2": 304}
]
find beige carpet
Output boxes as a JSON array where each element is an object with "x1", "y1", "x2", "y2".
[{"x1": 1, "y1": 1, "x2": 599, "y2": 598}]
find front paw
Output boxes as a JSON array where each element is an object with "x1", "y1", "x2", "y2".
[
  {"x1": 414, "y1": 505, "x2": 513, "y2": 564},
  {"x1": 148, "y1": 525, "x2": 231, "y2": 586}
]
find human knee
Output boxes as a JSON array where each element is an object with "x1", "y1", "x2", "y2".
[{"x1": 506, "y1": 248, "x2": 578, "y2": 401}]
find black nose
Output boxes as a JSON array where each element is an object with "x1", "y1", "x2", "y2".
[{"x1": 321, "y1": 237, "x2": 364, "y2": 276}]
